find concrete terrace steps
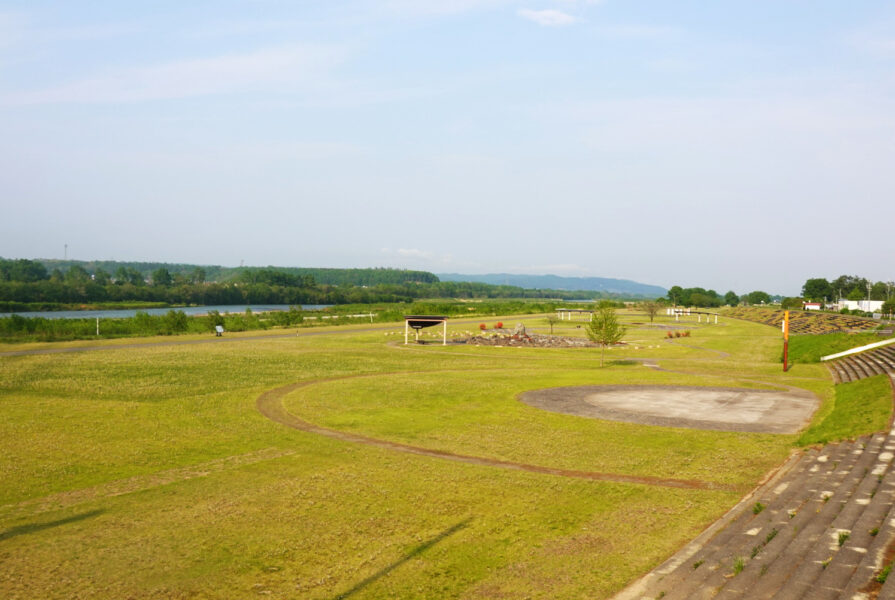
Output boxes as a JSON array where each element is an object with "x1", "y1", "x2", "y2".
[
  {"x1": 830, "y1": 346, "x2": 895, "y2": 384},
  {"x1": 613, "y1": 431, "x2": 895, "y2": 600}
]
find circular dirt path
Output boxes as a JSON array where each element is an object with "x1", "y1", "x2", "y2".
[
  {"x1": 256, "y1": 376, "x2": 735, "y2": 491},
  {"x1": 519, "y1": 385, "x2": 818, "y2": 434}
]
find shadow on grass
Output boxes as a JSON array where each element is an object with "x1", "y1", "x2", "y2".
[
  {"x1": 334, "y1": 517, "x2": 472, "y2": 599},
  {"x1": 0, "y1": 509, "x2": 104, "y2": 543}
]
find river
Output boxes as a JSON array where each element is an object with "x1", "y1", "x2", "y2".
[{"x1": 0, "y1": 305, "x2": 332, "y2": 320}]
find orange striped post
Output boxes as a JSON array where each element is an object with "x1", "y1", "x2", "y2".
[{"x1": 782, "y1": 310, "x2": 790, "y2": 372}]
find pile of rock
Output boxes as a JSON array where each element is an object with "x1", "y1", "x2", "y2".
[{"x1": 465, "y1": 332, "x2": 599, "y2": 348}]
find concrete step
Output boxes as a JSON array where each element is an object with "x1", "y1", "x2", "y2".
[
  {"x1": 656, "y1": 442, "x2": 865, "y2": 600},
  {"x1": 636, "y1": 450, "x2": 822, "y2": 600},
  {"x1": 719, "y1": 438, "x2": 879, "y2": 599},
  {"x1": 780, "y1": 433, "x2": 895, "y2": 599},
  {"x1": 809, "y1": 453, "x2": 895, "y2": 600},
  {"x1": 714, "y1": 437, "x2": 883, "y2": 599}
]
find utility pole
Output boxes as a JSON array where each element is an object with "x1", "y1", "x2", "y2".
[{"x1": 64, "y1": 244, "x2": 68, "y2": 260}]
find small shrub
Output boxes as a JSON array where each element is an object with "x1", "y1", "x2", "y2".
[
  {"x1": 666, "y1": 331, "x2": 674, "y2": 338},
  {"x1": 495, "y1": 321, "x2": 503, "y2": 329},
  {"x1": 765, "y1": 528, "x2": 778, "y2": 543},
  {"x1": 693, "y1": 560, "x2": 704, "y2": 569},
  {"x1": 870, "y1": 527, "x2": 879, "y2": 536},
  {"x1": 876, "y1": 563, "x2": 893, "y2": 584},
  {"x1": 479, "y1": 323, "x2": 486, "y2": 330},
  {"x1": 732, "y1": 557, "x2": 745, "y2": 575},
  {"x1": 838, "y1": 531, "x2": 850, "y2": 546},
  {"x1": 683, "y1": 330, "x2": 691, "y2": 337},
  {"x1": 674, "y1": 331, "x2": 682, "y2": 338},
  {"x1": 752, "y1": 502, "x2": 765, "y2": 515}
]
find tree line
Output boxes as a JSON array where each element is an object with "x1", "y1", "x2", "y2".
[
  {"x1": 801, "y1": 275, "x2": 894, "y2": 303},
  {"x1": 0, "y1": 258, "x2": 604, "y2": 310},
  {"x1": 665, "y1": 286, "x2": 771, "y2": 308}
]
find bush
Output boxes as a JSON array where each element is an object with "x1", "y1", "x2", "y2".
[
  {"x1": 479, "y1": 323, "x2": 487, "y2": 330},
  {"x1": 496, "y1": 321, "x2": 503, "y2": 329}
]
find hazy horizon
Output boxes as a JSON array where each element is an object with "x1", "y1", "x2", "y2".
[{"x1": 3, "y1": 2, "x2": 894, "y2": 296}]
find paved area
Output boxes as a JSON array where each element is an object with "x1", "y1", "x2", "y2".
[
  {"x1": 519, "y1": 385, "x2": 819, "y2": 434},
  {"x1": 612, "y1": 430, "x2": 895, "y2": 600}
]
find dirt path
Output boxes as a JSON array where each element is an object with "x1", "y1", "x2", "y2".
[{"x1": 255, "y1": 377, "x2": 735, "y2": 492}]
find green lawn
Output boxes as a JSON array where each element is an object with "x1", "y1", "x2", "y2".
[{"x1": 0, "y1": 311, "x2": 890, "y2": 599}]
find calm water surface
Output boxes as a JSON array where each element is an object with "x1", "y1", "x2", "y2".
[{"x1": 0, "y1": 305, "x2": 332, "y2": 320}]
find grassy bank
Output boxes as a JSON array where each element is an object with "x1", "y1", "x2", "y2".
[{"x1": 1, "y1": 310, "x2": 889, "y2": 598}]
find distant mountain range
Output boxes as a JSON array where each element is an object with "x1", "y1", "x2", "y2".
[{"x1": 437, "y1": 273, "x2": 667, "y2": 298}]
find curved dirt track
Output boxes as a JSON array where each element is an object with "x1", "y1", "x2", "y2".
[{"x1": 256, "y1": 377, "x2": 736, "y2": 491}]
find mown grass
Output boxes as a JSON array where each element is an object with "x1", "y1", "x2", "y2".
[
  {"x1": 0, "y1": 312, "x2": 889, "y2": 599},
  {"x1": 787, "y1": 332, "x2": 895, "y2": 363},
  {"x1": 798, "y1": 374, "x2": 894, "y2": 445}
]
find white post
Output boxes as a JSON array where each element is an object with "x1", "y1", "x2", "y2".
[
  {"x1": 698, "y1": 314, "x2": 701, "y2": 323},
  {"x1": 404, "y1": 320, "x2": 408, "y2": 344},
  {"x1": 443, "y1": 320, "x2": 447, "y2": 345},
  {"x1": 715, "y1": 315, "x2": 718, "y2": 324},
  {"x1": 96, "y1": 317, "x2": 100, "y2": 336}
]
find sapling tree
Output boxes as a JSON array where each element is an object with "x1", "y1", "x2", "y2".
[
  {"x1": 640, "y1": 301, "x2": 660, "y2": 322},
  {"x1": 585, "y1": 305, "x2": 627, "y2": 367},
  {"x1": 545, "y1": 314, "x2": 559, "y2": 334}
]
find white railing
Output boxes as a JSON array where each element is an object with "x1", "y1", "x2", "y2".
[{"x1": 820, "y1": 337, "x2": 895, "y2": 362}]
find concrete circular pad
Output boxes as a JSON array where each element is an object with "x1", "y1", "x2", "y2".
[{"x1": 518, "y1": 385, "x2": 819, "y2": 433}]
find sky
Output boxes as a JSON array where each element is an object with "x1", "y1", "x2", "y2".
[{"x1": 1, "y1": 1, "x2": 894, "y2": 295}]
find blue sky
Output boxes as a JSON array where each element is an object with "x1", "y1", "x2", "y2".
[{"x1": 1, "y1": 1, "x2": 894, "y2": 295}]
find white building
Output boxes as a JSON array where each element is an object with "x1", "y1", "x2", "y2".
[{"x1": 838, "y1": 299, "x2": 884, "y2": 312}]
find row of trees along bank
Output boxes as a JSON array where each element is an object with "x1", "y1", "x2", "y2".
[{"x1": 0, "y1": 258, "x2": 618, "y2": 310}]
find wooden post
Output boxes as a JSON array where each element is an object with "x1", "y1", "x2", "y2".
[{"x1": 783, "y1": 310, "x2": 790, "y2": 372}]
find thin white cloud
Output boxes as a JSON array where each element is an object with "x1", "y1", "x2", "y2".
[
  {"x1": 518, "y1": 9, "x2": 577, "y2": 27},
  {"x1": 4, "y1": 44, "x2": 347, "y2": 105}
]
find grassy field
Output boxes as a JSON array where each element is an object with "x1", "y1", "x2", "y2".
[{"x1": 0, "y1": 309, "x2": 890, "y2": 599}]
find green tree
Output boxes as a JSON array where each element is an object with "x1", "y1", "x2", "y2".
[
  {"x1": 746, "y1": 291, "x2": 771, "y2": 305},
  {"x1": 870, "y1": 281, "x2": 888, "y2": 301},
  {"x1": 585, "y1": 305, "x2": 627, "y2": 367},
  {"x1": 64, "y1": 265, "x2": 90, "y2": 283},
  {"x1": 882, "y1": 300, "x2": 895, "y2": 318},
  {"x1": 667, "y1": 286, "x2": 684, "y2": 306},
  {"x1": 151, "y1": 268, "x2": 173, "y2": 287},
  {"x1": 545, "y1": 314, "x2": 559, "y2": 334},
  {"x1": 847, "y1": 287, "x2": 865, "y2": 301},
  {"x1": 93, "y1": 268, "x2": 111, "y2": 285},
  {"x1": 801, "y1": 278, "x2": 832, "y2": 302},
  {"x1": 724, "y1": 290, "x2": 739, "y2": 306},
  {"x1": 831, "y1": 275, "x2": 868, "y2": 300},
  {"x1": 781, "y1": 297, "x2": 803, "y2": 310},
  {"x1": 640, "y1": 301, "x2": 660, "y2": 322}
]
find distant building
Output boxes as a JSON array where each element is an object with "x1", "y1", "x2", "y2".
[
  {"x1": 802, "y1": 302, "x2": 822, "y2": 311},
  {"x1": 838, "y1": 299, "x2": 884, "y2": 312}
]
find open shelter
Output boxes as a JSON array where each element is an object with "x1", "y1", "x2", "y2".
[{"x1": 404, "y1": 315, "x2": 448, "y2": 345}]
